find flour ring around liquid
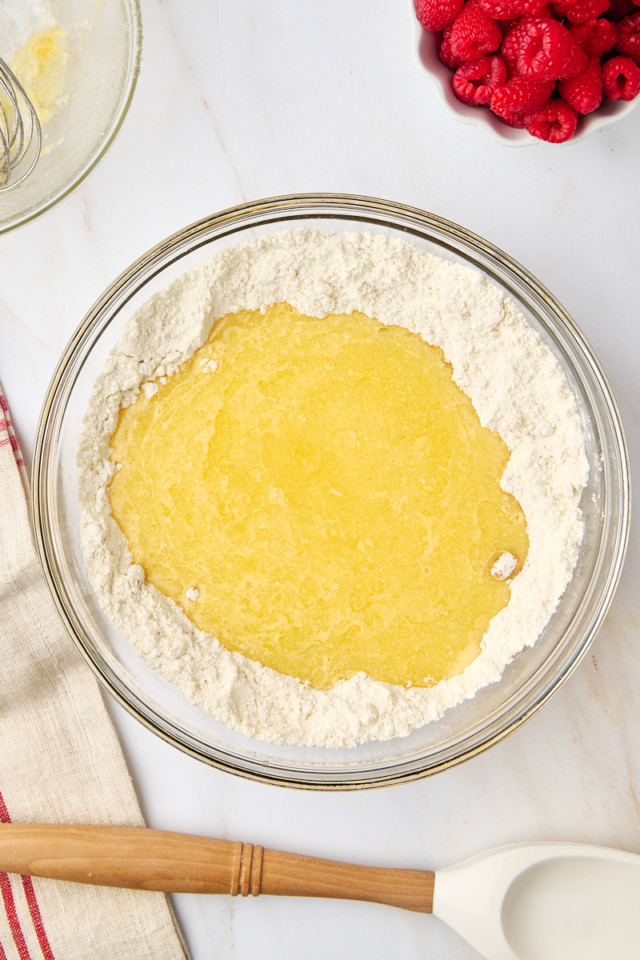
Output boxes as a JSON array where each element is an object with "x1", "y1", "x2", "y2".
[{"x1": 78, "y1": 229, "x2": 588, "y2": 748}]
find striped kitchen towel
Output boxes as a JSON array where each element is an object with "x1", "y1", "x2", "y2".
[{"x1": 0, "y1": 384, "x2": 189, "y2": 959}]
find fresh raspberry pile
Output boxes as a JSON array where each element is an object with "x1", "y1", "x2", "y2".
[{"x1": 415, "y1": 0, "x2": 640, "y2": 141}]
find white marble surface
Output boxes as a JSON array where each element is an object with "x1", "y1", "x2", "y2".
[{"x1": 1, "y1": 2, "x2": 639, "y2": 958}]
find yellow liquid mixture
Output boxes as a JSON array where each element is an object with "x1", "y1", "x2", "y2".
[
  {"x1": 109, "y1": 304, "x2": 529, "y2": 690},
  {"x1": 11, "y1": 30, "x2": 68, "y2": 125}
]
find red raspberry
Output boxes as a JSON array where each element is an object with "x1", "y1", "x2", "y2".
[
  {"x1": 490, "y1": 74, "x2": 555, "y2": 113},
  {"x1": 563, "y1": 38, "x2": 593, "y2": 73},
  {"x1": 558, "y1": 55, "x2": 603, "y2": 110},
  {"x1": 415, "y1": 0, "x2": 465, "y2": 31},
  {"x1": 553, "y1": 0, "x2": 610, "y2": 23},
  {"x1": 517, "y1": 17, "x2": 589, "y2": 78},
  {"x1": 453, "y1": 55, "x2": 508, "y2": 102},
  {"x1": 481, "y1": 0, "x2": 550, "y2": 16},
  {"x1": 501, "y1": 19, "x2": 530, "y2": 65},
  {"x1": 449, "y1": 2, "x2": 503, "y2": 59},
  {"x1": 516, "y1": 0, "x2": 553, "y2": 10},
  {"x1": 616, "y1": 11, "x2": 640, "y2": 61},
  {"x1": 499, "y1": 7, "x2": 553, "y2": 65},
  {"x1": 491, "y1": 102, "x2": 529, "y2": 123},
  {"x1": 439, "y1": 26, "x2": 465, "y2": 67},
  {"x1": 478, "y1": 0, "x2": 522, "y2": 17},
  {"x1": 569, "y1": 18, "x2": 618, "y2": 55},
  {"x1": 602, "y1": 53, "x2": 640, "y2": 96},
  {"x1": 524, "y1": 99, "x2": 579, "y2": 139}
]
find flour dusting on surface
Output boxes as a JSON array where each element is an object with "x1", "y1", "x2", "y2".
[
  {"x1": 78, "y1": 230, "x2": 589, "y2": 748},
  {"x1": 2, "y1": 0, "x2": 54, "y2": 56}
]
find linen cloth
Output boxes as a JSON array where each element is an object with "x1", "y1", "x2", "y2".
[{"x1": 0, "y1": 384, "x2": 189, "y2": 960}]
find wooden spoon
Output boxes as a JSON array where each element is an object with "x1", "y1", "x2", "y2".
[
  {"x1": 0, "y1": 823, "x2": 433, "y2": 908},
  {"x1": 1, "y1": 824, "x2": 639, "y2": 960}
]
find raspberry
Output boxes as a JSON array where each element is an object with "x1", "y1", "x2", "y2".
[
  {"x1": 616, "y1": 11, "x2": 640, "y2": 61},
  {"x1": 516, "y1": 17, "x2": 589, "y2": 78},
  {"x1": 478, "y1": 0, "x2": 522, "y2": 17},
  {"x1": 558, "y1": 55, "x2": 604, "y2": 110},
  {"x1": 569, "y1": 18, "x2": 618, "y2": 55},
  {"x1": 524, "y1": 99, "x2": 579, "y2": 139},
  {"x1": 491, "y1": 101, "x2": 529, "y2": 123},
  {"x1": 480, "y1": 0, "x2": 549, "y2": 17},
  {"x1": 449, "y1": 2, "x2": 503, "y2": 59},
  {"x1": 501, "y1": 19, "x2": 530, "y2": 64},
  {"x1": 516, "y1": 0, "x2": 553, "y2": 10},
  {"x1": 415, "y1": 0, "x2": 465, "y2": 31},
  {"x1": 553, "y1": 0, "x2": 610, "y2": 23},
  {"x1": 490, "y1": 74, "x2": 555, "y2": 113},
  {"x1": 602, "y1": 53, "x2": 640, "y2": 96},
  {"x1": 498, "y1": 109, "x2": 529, "y2": 123},
  {"x1": 563, "y1": 38, "x2": 593, "y2": 72},
  {"x1": 453, "y1": 55, "x2": 508, "y2": 102},
  {"x1": 439, "y1": 27, "x2": 465, "y2": 67}
]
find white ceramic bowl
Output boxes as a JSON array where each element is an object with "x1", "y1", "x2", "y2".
[{"x1": 413, "y1": 13, "x2": 639, "y2": 146}]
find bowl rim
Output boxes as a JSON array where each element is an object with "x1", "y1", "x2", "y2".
[
  {"x1": 31, "y1": 193, "x2": 632, "y2": 789},
  {"x1": 0, "y1": 0, "x2": 143, "y2": 234}
]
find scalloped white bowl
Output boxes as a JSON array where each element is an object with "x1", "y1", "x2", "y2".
[{"x1": 414, "y1": 18, "x2": 639, "y2": 146}]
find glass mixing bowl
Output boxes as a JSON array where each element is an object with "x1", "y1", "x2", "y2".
[
  {"x1": 32, "y1": 195, "x2": 630, "y2": 789},
  {"x1": 0, "y1": 0, "x2": 141, "y2": 233}
]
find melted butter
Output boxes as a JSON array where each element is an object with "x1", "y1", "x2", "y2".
[
  {"x1": 11, "y1": 29, "x2": 68, "y2": 124},
  {"x1": 109, "y1": 304, "x2": 529, "y2": 690}
]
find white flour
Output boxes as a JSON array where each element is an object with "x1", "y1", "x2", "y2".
[
  {"x1": 1, "y1": 0, "x2": 54, "y2": 56},
  {"x1": 78, "y1": 230, "x2": 589, "y2": 748}
]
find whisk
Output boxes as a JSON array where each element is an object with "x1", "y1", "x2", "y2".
[{"x1": 0, "y1": 56, "x2": 41, "y2": 190}]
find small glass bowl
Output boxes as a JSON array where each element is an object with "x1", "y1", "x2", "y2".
[
  {"x1": 32, "y1": 194, "x2": 630, "y2": 789},
  {"x1": 414, "y1": 20, "x2": 640, "y2": 146},
  {"x1": 0, "y1": 0, "x2": 141, "y2": 232}
]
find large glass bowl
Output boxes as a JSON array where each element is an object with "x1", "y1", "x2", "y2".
[
  {"x1": 32, "y1": 195, "x2": 630, "y2": 789},
  {"x1": 0, "y1": 0, "x2": 141, "y2": 233}
]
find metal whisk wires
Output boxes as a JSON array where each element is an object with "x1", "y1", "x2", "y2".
[{"x1": 0, "y1": 57, "x2": 41, "y2": 191}]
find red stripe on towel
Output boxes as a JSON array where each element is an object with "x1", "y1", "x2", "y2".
[
  {"x1": 0, "y1": 788, "x2": 14, "y2": 824},
  {"x1": 0, "y1": 873, "x2": 31, "y2": 960},
  {"x1": 0, "y1": 391, "x2": 25, "y2": 469},
  {"x1": 0, "y1": 434, "x2": 20, "y2": 452},
  {"x1": 19, "y1": 880, "x2": 54, "y2": 960},
  {"x1": 0, "y1": 792, "x2": 31, "y2": 960},
  {"x1": 0, "y1": 791, "x2": 56, "y2": 960}
]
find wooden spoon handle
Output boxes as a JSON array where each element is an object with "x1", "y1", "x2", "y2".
[{"x1": 0, "y1": 824, "x2": 434, "y2": 913}]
